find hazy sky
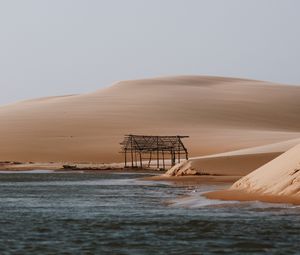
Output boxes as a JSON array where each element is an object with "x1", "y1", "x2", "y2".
[{"x1": 1, "y1": 0, "x2": 300, "y2": 105}]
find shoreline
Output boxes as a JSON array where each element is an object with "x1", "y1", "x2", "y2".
[
  {"x1": 0, "y1": 161, "x2": 240, "y2": 185},
  {"x1": 0, "y1": 161, "x2": 165, "y2": 175},
  {"x1": 0, "y1": 162, "x2": 125, "y2": 171},
  {"x1": 143, "y1": 175, "x2": 240, "y2": 185},
  {"x1": 2, "y1": 161, "x2": 300, "y2": 206}
]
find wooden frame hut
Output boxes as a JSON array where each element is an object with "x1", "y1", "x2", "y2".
[{"x1": 120, "y1": 135, "x2": 189, "y2": 170}]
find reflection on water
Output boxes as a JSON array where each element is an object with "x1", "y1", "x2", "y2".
[{"x1": 0, "y1": 171, "x2": 299, "y2": 254}]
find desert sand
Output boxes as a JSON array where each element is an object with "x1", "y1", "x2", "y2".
[
  {"x1": 0, "y1": 76, "x2": 299, "y2": 165},
  {"x1": 231, "y1": 143, "x2": 300, "y2": 196},
  {"x1": 165, "y1": 138, "x2": 300, "y2": 177},
  {"x1": 1, "y1": 75, "x2": 300, "y2": 203},
  {"x1": 205, "y1": 143, "x2": 300, "y2": 204}
]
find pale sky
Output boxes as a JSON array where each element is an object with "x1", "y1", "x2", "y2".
[{"x1": 1, "y1": 0, "x2": 299, "y2": 105}]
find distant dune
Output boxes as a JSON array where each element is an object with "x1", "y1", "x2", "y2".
[{"x1": 0, "y1": 76, "x2": 300, "y2": 165}]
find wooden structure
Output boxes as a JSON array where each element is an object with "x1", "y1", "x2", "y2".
[{"x1": 120, "y1": 135, "x2": 189, "y2": 170}]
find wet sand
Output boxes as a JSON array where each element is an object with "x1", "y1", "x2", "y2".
[
  {"x1": 0, "y1": 162, "x2": 123, "y2": 171},
  {"x1": 144, "y1": 175, "x2": 241, "y2": 185}
]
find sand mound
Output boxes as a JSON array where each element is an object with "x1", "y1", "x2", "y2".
[
  {"x1": 230, "y1": 143, "x2": 300, "y2": 196},
  {"x1": 205, "y1": 143, "x2": 300, "y2": 204},
  {"x1": 165, "y1": 138, "x2": 300, "y2": 177},
  {"x1": 0, "y1": 75, "x2": 299, "y2": 163}
]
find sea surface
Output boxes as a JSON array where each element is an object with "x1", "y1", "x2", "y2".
[{"x1": 0, "y1": 171, "x2": 299, "y2": 255}]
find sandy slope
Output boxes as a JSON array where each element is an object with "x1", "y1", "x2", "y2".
[
  {"x1": 205, "y1": 143, "x2": 300, "y2": 203},
  {"x1": 165, "y1": 138, "x2": 300, "y2": 177},
  {"x1": 231, "y1": 143, "x2": 300, "y2": 196},
  {"x1": 0, "y1": 76, "x2": 299, "y2": 164}
]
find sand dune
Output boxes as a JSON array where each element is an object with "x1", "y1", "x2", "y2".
[
  {"x1": 231, "y1": 143, "x2": 300, "y2": 196},
  {"x1": 165, "y1": 138, "x2": 300, "y2": 177},
  {"x1": 205, "y1": 143, "x2": 300, "y2": 204},
  {"x1": 0, "y1": 76, "x2": 299, "y2": 164}
]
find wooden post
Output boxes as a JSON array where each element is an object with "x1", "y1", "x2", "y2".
[
  {"x1": 139, "y1": 152, "x2": 142, "y2": 168},
  {"x1": 171, "y1": 149, "x2": 175, "y2": 166},
  {"x1": 174, "y1": 149, "x2": 176, "y2": 165},
  {"x1": 177, "y1": 137, "x2": 180, "y2": 163},
  {"x1": 148, "y1": 151, "x2": 152, "y2": 168},
  {"x1": 162, "y1": 150, "x2": 165, "y2": 170},
  {"x1": 124, "y1": 149, "x2": 127, "y2": 168},
  {"x1": 157, "y1": 136, "x2": 159, "y2": 169},
  {"x1": 130, "y1": 136, "x2": 134, "y2": 168}
]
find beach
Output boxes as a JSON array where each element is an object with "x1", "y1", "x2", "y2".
[
  {"x1": 2, "y1": 1, "x2": 300, "y2": 253},
  {"x1": 0, "y1": 76, "x2": 300, "y2": 204}
]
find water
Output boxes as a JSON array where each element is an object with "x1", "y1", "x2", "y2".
[{"x1": 0, "y1": 171, "x2": 299, "y2": 254}]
